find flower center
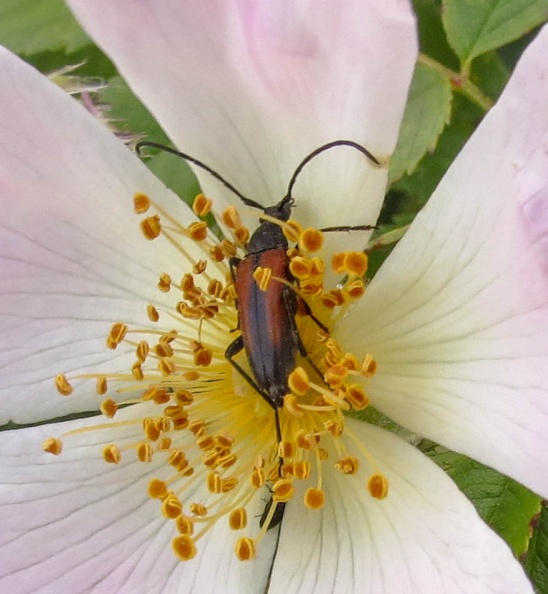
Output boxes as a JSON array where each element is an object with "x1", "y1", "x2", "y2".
[{"x1": 44, "y1": 191, "x2": 387, "y2": 562}]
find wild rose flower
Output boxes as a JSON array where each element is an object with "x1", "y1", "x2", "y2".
[{"x1": 1, "y1": 2, "x2": 546, "y2": 593}]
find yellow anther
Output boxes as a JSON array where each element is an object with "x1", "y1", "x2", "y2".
[
  {"x1": 235, "y1": 226, "x2": 250, "y2": 245},
  {"x1": 235, "y1": 538, "x2": 255, "y2": 561},
  {"x1": 221, "y1": 477, "x2": 239, "y2": 492},
  {"x1": 155, "y1": 340, "x2": 173, "y2": 358},
  {"x1": 193, "y1": 345, "x2": 213, "y2": 367},
  {"x1": 318, "y1": 448, "x2": 329, "y2": 460},
  {"x1": 147, "y1": 304, "x2": 159, "y2": 322},
  {"x1": 288, "y1": 367, "x2": 310, "y2": 396},
  {"x1": 94, "y1": 376, "x2": 108, "y2": 395},
  {"x1": 162, "y1": 493, "x2": 183, "y2": 519},
  {"x1": 222, "y1": 206, "x2": 241, "y2": 229},
  {"x1": 294, "y1": 461, "x2": 311, "y2": 480},
  {"x1": 103, "y1": 444, "x2": 121, "y2": 464},
  {"x1": 137, "y1": 442, "x2": 153, "y2": 463},
  {"x1": 190, "y1": 503, "x2": 208, "y2": 517},
  {"x1": 215, "y1": 434, "x2": 234, "y2": 448},
  {"x1": 324, "y1": 364, "x2": 348, "y2": 388},
  {"x1": 279, "y1": 440, "x2": 296, "y2": 459},
  {"x1": 157, "y1": 437, "x2": 172, "y2": 451},
  {"x1": 164, "y1": 405, "x2": 183, "y2": 418},
  {"x1": 361, "y1": 354, "x2": 377, "y2": 376},
  {"x1": 207, "y1": 279, "x2": 223, "y2": 297},
  {"x1": 192, "y1": 193, "x2": 212, "y2": 217},
  {"x1": 159, "y1": 357, "x2": 177, "y2": 376},
  {"x1": 221, "y1": 239, "x2": 237, "y2": 258},
  {"x1": 176, "y1": 515, "x2": 195, "y2": 536},
  {"x1": 368, "y1": 474, "x2": 389, "y2": 499},
  {"x1": 283, "y1": 394, "x2": 304, "y2": 417},
  {"x1": 55, "y1": 374, "x2": 73, "y2": 396},
  {"x1": 108, "y1": 322, "x2": 128, "y2": 345},
  {"x1": 175, "y1": 389, "x2": 194, "y2": 405},
  {"x1": 299, "y1": 228, "x2": 324, "y2": 253},
  {"x1": 141, "y1": 215, "x2": 161, "y2": 240},
  {"x1": 309, "y1": 257, "x2": 324, "y2": 277},
  {"x1": 133, "y1": 192, "x2": 151, "y2": 214},
  {"x1": 250, "y1": 468, "x2": 266, "y2": 489},
  {"x1": 148, "y1": 478, "x2": 168, "y2": 499},
  {"x1": 188, "y1": 418, "x2": 205, "y2": 434},
  {"x1": 336, "y1": 456, "x2": 359, "y2": 475},
  {"x1": 218, "y1": 453, "x2": 238, "y2": 469},
  {"x1": 168, "y1": 450, "x2": 186, "y2": 468},
  {"x1": 132, "y1": 362, "x2": 144, "y2": 381},
  {"x1": 304, "y1": 487, "x2": 325, "y2": 510},
  {"x1": 144, "y1": 418, "x2": 160, "y2": 442},
  {"x1": 345, "y1": 384, "x2": 369, "y2": 410},
  {"x1": 252, "y1": 266, "x2": 272, "y2": 291},
  {"x1": 188, "y1": 221, "x2": 208, "y2": 241},
  {"x1": 295, "y1": 430, "x2": 319, "y2": 449},
  {"x1": 346, "y1": 279, "x2": 366, "y2": 300},
  {"x1": 134, "y1": 342, "x2": 150, "y2": 365},
  {"x1": 299, "y1": 280, "x2": 323, "y2": 296},
  {"x1": 272, "y1": 479, "x2": 294, "y2": 502},
  {"x1": 193, "y1": 259, "x2": 207, "y2": 275},
  {"x1": 42, "y1": 437, "x2": 62, "y2": 455},
  {"x1": 325, "y1": 419, "x2": 344, "y2": 437},
  {"x1": 158, "y1": 273, "x2": 172, "y2": 292},
  {"x1": 340, "y1": 353, "x2": 359, "y2": 371},
  {"x1": 289, "y1": 256, "x2": 312, "y2": 279},
  {"x1": 282, "y1": 219, "x2": 303, "y2": 243},
  {"x1": 197, "y1": 435, "x2": 215, "y2": 451},
  {"x1": 229, "y1": 508, "x2": 248, "y2": 530},
  {"x1": 331, "y1": 252, "x2": 346, "y2": 274},
  {"x1": 209, "y1": 244, "x2": 225, "y2": 262},
  {"x1": 344, "y1": 251, "x2": 368, "y2": 277},
  {"x1": 100, "y1": 398, "x2": 118, "y2": 418},
  {"x1": 172, "y1": 535, "x2": 197, "y2": 561},
  {"x1": 207, "y1": 471, "x2": 223, "y2": 494}
]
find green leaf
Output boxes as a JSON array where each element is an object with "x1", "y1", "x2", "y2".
[
  {"x1": 469, "y1": 50, "x2": 510, "y2": 100},
  {"x1": 389, "y1": 63, "x2": 452, "y2": 183},
  {"x1": 423, "y1": 442, "x2": 541, "y2": 557},
  {"x1": 0, "y1": 0, "x2": 89, "y2": 55},
  {"x1": 442, "y1": 0, "x2": 548, "y2": 65},
  {"x1": 391, "y1": 91, "x2": 483, "y2": 210},
  {"x1": 525, "y1": 503, "x2": 548, "y2": 594},
  {"x1": 413, "y1": 0, "x2": 460, "y2": 69}
]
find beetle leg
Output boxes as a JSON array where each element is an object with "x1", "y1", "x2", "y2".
[{"x1": 298, "y1": 297, "x2": 329, "y2": 333}]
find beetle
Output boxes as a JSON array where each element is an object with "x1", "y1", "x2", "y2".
[{"x1": 136, "y1": 138, "x2": 380, "y2": 491}]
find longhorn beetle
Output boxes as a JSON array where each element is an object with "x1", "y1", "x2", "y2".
[{"x1": 136, "y1": 139, "x2": 380, "y2": 519}]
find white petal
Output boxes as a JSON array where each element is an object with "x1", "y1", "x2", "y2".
[
  {"x1": 0, "y1": 406, "x2": 275, "y2": 593},
  {"x1": 66, "y1": 0, "x2": 417, "y2": 240},
  {"x1": 337, "y1": 27, "x2": 548, "y2": 498},
  {"x1": 0, "y1": 48, "x2": 206, "y2": 424},
  {"x1": 270, "y1": 420, "x2": 532, "y2": 594}
]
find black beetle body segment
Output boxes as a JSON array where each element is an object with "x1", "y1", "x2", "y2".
[{"x1": 226, "y1": 195, "x2": 301, "y2": 411}]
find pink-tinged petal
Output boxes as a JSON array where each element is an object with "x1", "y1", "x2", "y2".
[
  {"x1": 337, "y1": 28, "x2": 548, "y2": 497},
  {"x1": 66, "y1": 0, "x2": 417, "y2": 239},
  {"x1": 0, "y1": 48, "x2": 204, "y2": 424},
  {"x1": 271, "y1": 420, "x2": 532, "y2": 594},
  {"x1": 0, "y1": 406, "x2": 276, "y2": 593}
]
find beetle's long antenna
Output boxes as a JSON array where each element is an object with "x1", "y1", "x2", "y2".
[
  {"x1": 285, "y1": 139, "x2": 380, "y2": 201},
  {"x1": 135, "y1": 141, "x2": 265, "y2": 210}
]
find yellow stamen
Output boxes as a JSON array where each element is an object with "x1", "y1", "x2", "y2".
[
  {"x1": 304, "y1": 487, "x2": 325, "y2": 510},
  {"x1": 368, "y1": 474, "x2": 389, "y2": 499},
  {"x1": 299, "y1": 228, "x2": 324, "y2": 253},
  {"x1": 234, "y1": 538, "x2": 255, "y2": 561},
  {"x1": 133, "y1": 192, "x2": 151, "y2": 214},
  {"x1": 172, "y1": 535, "x2": 197, "y2": 561},
  {"x1": 192, "y1": 193, "x2": 212, "y2": 217},
  {"x1": 42, "y1": 437, "x2": 62, "y2": 455},
  {"x1": 55, "y1": 374, "x2": 73, "y2": 396}
]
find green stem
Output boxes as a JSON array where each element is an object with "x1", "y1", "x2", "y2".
[{"x1": 418, "y1": 53, "x2": 494, "y2": 112}]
